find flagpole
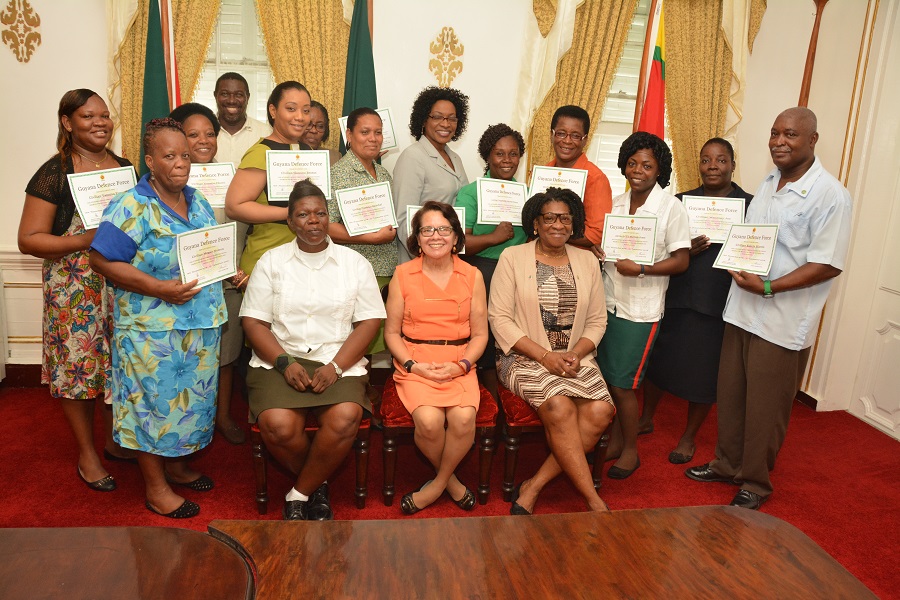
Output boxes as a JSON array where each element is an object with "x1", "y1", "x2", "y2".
[
  {"x1": 632, "y1": 0, "x2": 660, "y2": 132},
  {"x1": 798, "y1": 0, "x2": 830, "y2": 106},
  {"x1": 158, "y1": 0, "x2": 175, "y2": 109}
]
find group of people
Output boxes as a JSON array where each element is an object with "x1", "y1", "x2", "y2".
[{"x1": 18, "y1": 71, "x2": 851, "y2": 521}]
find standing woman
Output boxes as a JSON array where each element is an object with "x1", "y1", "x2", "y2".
[
  {"x1": 328, "y1": 107, "x2": 397, "y2": 355},
  {"x1": 384, "y1": 202, "x2": 488, "y2": 514},
  {"x1": 455, "y1": 123, "x2": 528, "y2": 401},
  {"x1": 639, "y1": 138, "x2": 753, "y2": 463},
  {"x1": 18, "y1": 89, "x2": 135, "y2": 492},
  {"x1": 90, "y1": 118, "x2": 227, "y2": 518},
  {"x1": 393, "y1": 86, "x2": 470, "y2": 262},
  {"x1": 597, "y1": 132, "x2": 690, "y2": 480},
  {"x1": 169, "y1": 102, "x2": 248, "y2": 445},
  {"x1": 225, "y1": 80, "x2": 312, "y2": 276},
  {"x1": 303, "y1": 100, "x2": 342, "y2": 166}
]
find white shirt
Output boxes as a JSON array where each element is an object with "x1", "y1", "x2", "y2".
[
  {"x1": 723, "y1": 157, "x2": 852, "y2": 350},
  {"x1": 240, "y1": 238, "x2": 386, "y2": 375},
  {"x1": 602, "y1": 184, "x2": 691, "y2": 322},
  {"x1": 214, "y1": 116, "x2": 272, "y2": 166}
]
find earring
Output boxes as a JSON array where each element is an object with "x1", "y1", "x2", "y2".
[{"x1": 533, "y1": 229, "x2": 538, "y2": 236}]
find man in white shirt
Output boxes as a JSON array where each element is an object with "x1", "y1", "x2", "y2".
[
  {"x1": 686, "y1": 107, "x2": 852, "y2": 510},
  {"x1": 213, "y1": 72, "x2": 272, "y2": 165}
]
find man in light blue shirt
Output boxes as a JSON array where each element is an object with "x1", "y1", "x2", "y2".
[{"x1": 686, "y1": 107, "x2": 852, "y2": 509}]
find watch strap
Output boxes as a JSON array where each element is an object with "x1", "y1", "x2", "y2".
[
  {"x1": 404, "y1": 359, "x2": 416, "y2": 373},
  {"x1": 330, "y1": 360, "x2": 343, "y2": 377},
  {"x1": 275, "y1": 353, "x2": 295, "y2": 374},
  {"x1": 763, "y1": 280, "x2": 774, "y2": 298}
]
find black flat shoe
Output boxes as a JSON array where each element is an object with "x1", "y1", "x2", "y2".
[
  {"x1": 283, "y1": 499, "x2": 308, "y2": 521},
  {"x1": 103, "y1": 449, "x2": 138, "y2": 464},
  {"x1": 607, "y1": 458, "x2": 640, "y2": 480},
  {"x1": 77, "y1": 467, "x2": 116, "y2": 492},
  {"x1": 166, "y1": 474, "x2": 215, "y2": 492},
  {"x1": 729, "y1": 489, "x2": 768, "y2": 510},
  {"x1": 509, "y1": 483, "x2": 532, "y2": 516},
  {"x1": 685, "y1": 463, "x2": 736, "y2": 484},
  {"x1": 668, "y1": 449, "x2": 695, "y2": 465},
  {"x1": 307, "y1": 483, "x2": 334, "y2": 521},
  {"x1": 400, "y1": 480, "x2": 432, "y2": 515},
  {"x1": 145, "y1": 499, "x2": 200, "y2": 519},
  {"x1": 451, "y1": 487, "x2": 476, "y2": 511}
]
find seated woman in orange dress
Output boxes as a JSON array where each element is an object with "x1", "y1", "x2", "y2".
[{"x1": 384, "y1": 201, "x2": 488, "y2": 515}]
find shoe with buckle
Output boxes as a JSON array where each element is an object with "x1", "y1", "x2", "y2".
[
  {"x1": 729, "y1": 489, "x2": 768, "y2": 510},
  {"x1": 283, "y1": 499, "x2": 309, "y2": 521},
  {"x1": 451, "y1": 486, "x2": 476, "y2": 511},
  {"x1": 685, "y1": 463, "x2": 736, "y2": 484},
  {"x1": 307, "y1": 483, "x2": 334, "y2": 521},
  {"x1": 400, "y1": 480, "x2": 432, "y2": 515}
]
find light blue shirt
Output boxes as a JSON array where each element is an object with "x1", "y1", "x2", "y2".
[{"x1": 722, "y1": 157, "x2": 852, "y2": 350}]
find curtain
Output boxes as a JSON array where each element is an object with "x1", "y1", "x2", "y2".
[
  {"x1": 665, "y1": 0, "x2": 732, "y2": 191},
  {"x1": 533, "y1": 0, "x2": 558, "y2": 37},
  {"x1": 255, "y1": 0, "x2": 350, "y2": 152},
  {"x1": 525, "y1": 0, "x2": 637, "y2": 176},
  {"x1": 172, "y1": 0, "x2": 221, "y2": 102}
]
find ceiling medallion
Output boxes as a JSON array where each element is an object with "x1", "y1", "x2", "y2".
[
  {"x1": 1, "y1": 0, "x2": 41, "y2": 63},
  {"x1": 428, "y1": 27, "x2": 464, "y2": 88}
]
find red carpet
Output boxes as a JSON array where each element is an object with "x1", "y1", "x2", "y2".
[{"x1": 0, "y1": 384, "x2": 897, "y2": 598}]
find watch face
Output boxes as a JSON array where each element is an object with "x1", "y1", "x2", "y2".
[{"x1": 276, "y1": 355, "x2": 291, "y2": 372}]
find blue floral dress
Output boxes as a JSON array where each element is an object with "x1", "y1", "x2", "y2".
[{"x1": 91, "y1": 174, "x2": 227, "y2": 457}]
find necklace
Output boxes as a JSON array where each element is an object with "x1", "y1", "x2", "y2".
[
  {"x1": 535, "y1": 241, "x2": 567, "y2": 258},
  {"x1": 73, "y1": 148, "x2": 108, "y2": 168},
  {"x1": 149, "y1": 178, "x2": 184, "y2": 209}
]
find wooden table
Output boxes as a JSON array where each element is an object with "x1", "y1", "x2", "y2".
[
  {"x1": 209, "y1": 506, "x2": 874, "y2": 599},
  {"x1": 0, "y1": 526, "x2": 252, "y2": 600}
]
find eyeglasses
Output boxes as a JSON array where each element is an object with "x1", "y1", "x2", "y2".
[
  {"x1": 308, "y1": 123, "x2": 326, "y2": 132},
  {"x1": 540, "y1": 212, "x2": 573, "y2": 225},
  {"x1": 552, "y1": 130, "x2": 587, "y2": 142},
  {"x1": 419, "y1": 226, "x2": 454, "y2": 237},
  {"x1": 428, "y1": 114, "x2": 459, "y2": 124}
]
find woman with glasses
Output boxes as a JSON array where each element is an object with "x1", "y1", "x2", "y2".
[
  {"x1": 393, "y1": 86, "x2": 470, "y2": 263},
  {"x1": 302, "y1": 100, "x2": 341, "y2": 166},
  {"x1": 596, "y1": 132, "x2": 690, "y2": 481},
  {"x1": 384, "y1": 201, "x2": 488, "y2": 515},
  {"x1": 545, "y1": 105, "x2": 612, "y2": 257},
  {"x1": 489, "y1": 188, "x2": 615, "y2": 514}
]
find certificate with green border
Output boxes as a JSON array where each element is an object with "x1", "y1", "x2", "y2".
[
  {"x1": 602, "y1": 214, "x2": 658, "y2": 266},
  {"x1": 528, "y1": 165, "x2": 587, "y2": 200},
  {"x1": 176, "y1": 222, "x2": 237, "y2": 287},
  {"x1": 683, "y1": 195, "x2": 745, "y2": 243},
  {"x1": 338, "y1": 107, "x2": 398, "y2": 151},
  {"x1": 187, "y1": 162, "x2": 235, "y2": 208},
  {"x1": 266, "y1": 150, "x2": 331, "y2": 201},
  {"x1": 335, "y1": 181, "x2": 397, "y2": 236},
  {"x1": 713, "y1": 224, "x2": 779, "y2": 275},
  {"x1": 67, "y1": 166, "x2": 137, "y2": 228},
  {"x1": 476, "y1": 178, "x2": 527, "y2": 226}
]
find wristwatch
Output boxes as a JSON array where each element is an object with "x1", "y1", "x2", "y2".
[
  {"x1": 638, "y1": 264, "x2": 646, "y2": 279},
  {"x1": 404, "y1": 359, "x2": 416, "y2": 373},
  {"x1": 763, "y1": 280, "x2": 775, "y2": 299},
  {"x1": 330, "y1": 360, "x2": 343, "y2": 378},
  {"x1": 275, "y1": 353, "x2": 295, "y2": 374}
]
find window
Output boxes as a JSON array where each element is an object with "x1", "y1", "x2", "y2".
[{"x1": 192, "y1": 0, "x2": 274, "y2": 122}]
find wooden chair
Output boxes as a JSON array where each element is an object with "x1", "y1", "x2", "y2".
[
  {"x1": 498, "y1": 384, "x2": 609, "y2": 502},
  {"x1": 250, "y1": 414, "x2": 371, "y2": 515},
  {"x1": 379, "y1": 376, "x2": 498, "y2": 506}
]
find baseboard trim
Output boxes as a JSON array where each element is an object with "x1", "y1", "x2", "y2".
[
  {"x1": 796, "y1": 391, "x2": 818, "y2": 410},
  {"x1": 2, "y1": 363, "x2": 42, "y2": 388}
]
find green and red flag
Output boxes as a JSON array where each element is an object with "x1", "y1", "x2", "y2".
[
  {"x1": 635, "y1": 0, "x2": 665, "y2": 138},
  {"x1": 139, "y1": 0, "x2": 180, "y2": 174},
  {"x1": 340, "y1": 0, "x2": 378, "y2": 154}
]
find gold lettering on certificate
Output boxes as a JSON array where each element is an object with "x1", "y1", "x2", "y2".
[
  {"x1": 429, "y1": 27, "x2": 464, "y2": 87},
  {"x1": 1, "y1": 0, "x2": 40, "y2": 63}
]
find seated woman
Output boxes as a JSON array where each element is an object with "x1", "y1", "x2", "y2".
[
  {"x1": 240, "y1": 179, "x2": 385, "y2": 521},
  {"x1": 383, "y1": 201, "x2": 488, "y2": 515},
  {"x1": 90, "y1": 118, "x2": 226, "y2": 518},
  {"x1": 489, "y1": 187, "x2": 615, "y2": 514}
]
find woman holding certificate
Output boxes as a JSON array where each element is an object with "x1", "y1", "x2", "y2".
[
  {"x1": 597, "y1": 132, "x2": 690, "y2": 480},
  {"x1": 90, "y1": 118, "x2": 226, "y2": 519},
  {"x1": 170, "y1": 102, "x2": 248, "y2": 445},
  {"x1": 225, "y1": 80, "x2": 313, "y2": 276},
  {"x1": 639, "y1": 138, "x2": 754, "y2": 463},
  {"x1": 384, "y1": 201, "x2": 488, "y2": 515},
  {"x1": 393, "y1": 86, "x2": 470, "y2": 263},
  {"x1": 18, "y1": 89, "x2": 135, "y2": 492},
  {"x1": 455, "y1": 123, "x2": 528, "y2": 400}
]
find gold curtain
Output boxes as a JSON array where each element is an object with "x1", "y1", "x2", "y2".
[
  {"x1": 255, "y1": 0, "x2": 350, "y2": 152},
  {"x1": 115, "y1": 0, "x2": 221, "y2": 164},
  {"x1": 526, "y1": 0, "x2": 638, "y2": 176},
  {"x1": 665, "y1": 0, "x2": 732, "y2": 191},
  {"x1": 749, "y1": 0, "x2": 766, "y2": 52},
  {"x1": 533, "y1": 0, "x2": 558, "y2": 37}
]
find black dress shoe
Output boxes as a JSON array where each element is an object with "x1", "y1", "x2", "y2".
[
  {"x1": 729, "y1": 489, "x2": 768, "y2": 510},
  {"x1": 283, "y1": 499, "x2": 309, "y2": 521},
  {"x1": 400, "y1": 480, "x2": 432, "y2": 515},
  {"x1": 77, "y1": 466, "x2": 117, "y2": 492},
  {"x1": 451, "y1": 487, "x2": 476, "y2": 511},
  {"x1": 509, "y1": 483, "x2": 532, "y2": 516},
  {"x1": 145, "y1": 499, "x2": 200, "y2": 519},
  {"x1": 607, "y1": 458, "x2": 640, "y2": 480},
  {"x1": 307, "y1": 483, "x2": 334, "y2": 521},
  {"x1": 685, "y1": 463, "x2": 736, "y2": 484}
]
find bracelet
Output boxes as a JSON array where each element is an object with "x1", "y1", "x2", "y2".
[
  {"x1": 459, "y1": 358, "x2": 472, "y2": 373},
  {"x1": 539, "y1": 350, "x2": 550, "y2": 363}
]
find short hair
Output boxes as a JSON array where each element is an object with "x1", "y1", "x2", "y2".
[
  {"x1": 347, "y1": 107, "x2": 381, "y2": 131},
  {"x1": 169, "y1": 102, "x2": 220, "y2": 136},
  {"x1": 701, "y1": 137, "x2": 735, "y2": 161},
  {"x1": 266, "y1": 81, "x2": 310, "y2": 126},
  {"x1": 287, "y1": 178, "x2": 327, "y2": 217},
  {"x1": 521, "y1": 187, "x2": 586, "y2": 239},
  {"x1": 57, "y1": 88, "x2": 104, "y2": 167},
  {"x1": 309, "y1": 100, "x2": 331, "y2": 143},
  {"x1": 551, "y1": 105, "x2": 590, "y2": 135},
  {"x1": 407, "y1": 201, "x2": 465, "y2": 256},
  {"x1": 143, "y1": 117, "x2": 184, "y2": 156},
  {"x1": 408, "y1": 86, "x2": 469, "y2": 141},
  {"x1": 617, "y1": 131, "x2": 673, "y2": 189},
  {"x1": 215, "y1": 72, "x2": 249, "y2": 93},
  {"x1": 477, "y1": 123, "x2": 525, "y2": 170}
]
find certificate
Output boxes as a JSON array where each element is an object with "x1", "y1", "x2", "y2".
[
  {"x1": 602, "y1": 214, "x2": 658, "y2": 265},
  {"x1": 266, "y1": 150, "x2": 331, "y2": 201},
  {"x1": 406, "y1": 205, "x2": 466, "y2": 254},
  {"x1": 67, "y1": 166, "x2": 137, "y2": 229},
  {"x1": 338, "y1": 107, "x2": 398, "y2": 151},
  {"x1": 713, "y1": 224, "x2": 779, "y2": 276},
  {"x1": 682, "y1": 195, "x2": 745, "y2": 243},
  {"x1": 476, "y1": 178, "x2": 527, "y2": 226},
  {"x1": 187, "y1": 162, "x2": 235, "y2": 208},
  {"x1": 335, "y1": 181, "x2": 397, "y2": 236},
  {"x1": 176, "y1": 222, "x2": 237, "y2": 287},
  {"x1": 529, "y1": 165, "x2": 587, "y2": 200}
]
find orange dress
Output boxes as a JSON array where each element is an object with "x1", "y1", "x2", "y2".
[{"x1": 392, "y1": 256, "x2": 480, "y2": 412}]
